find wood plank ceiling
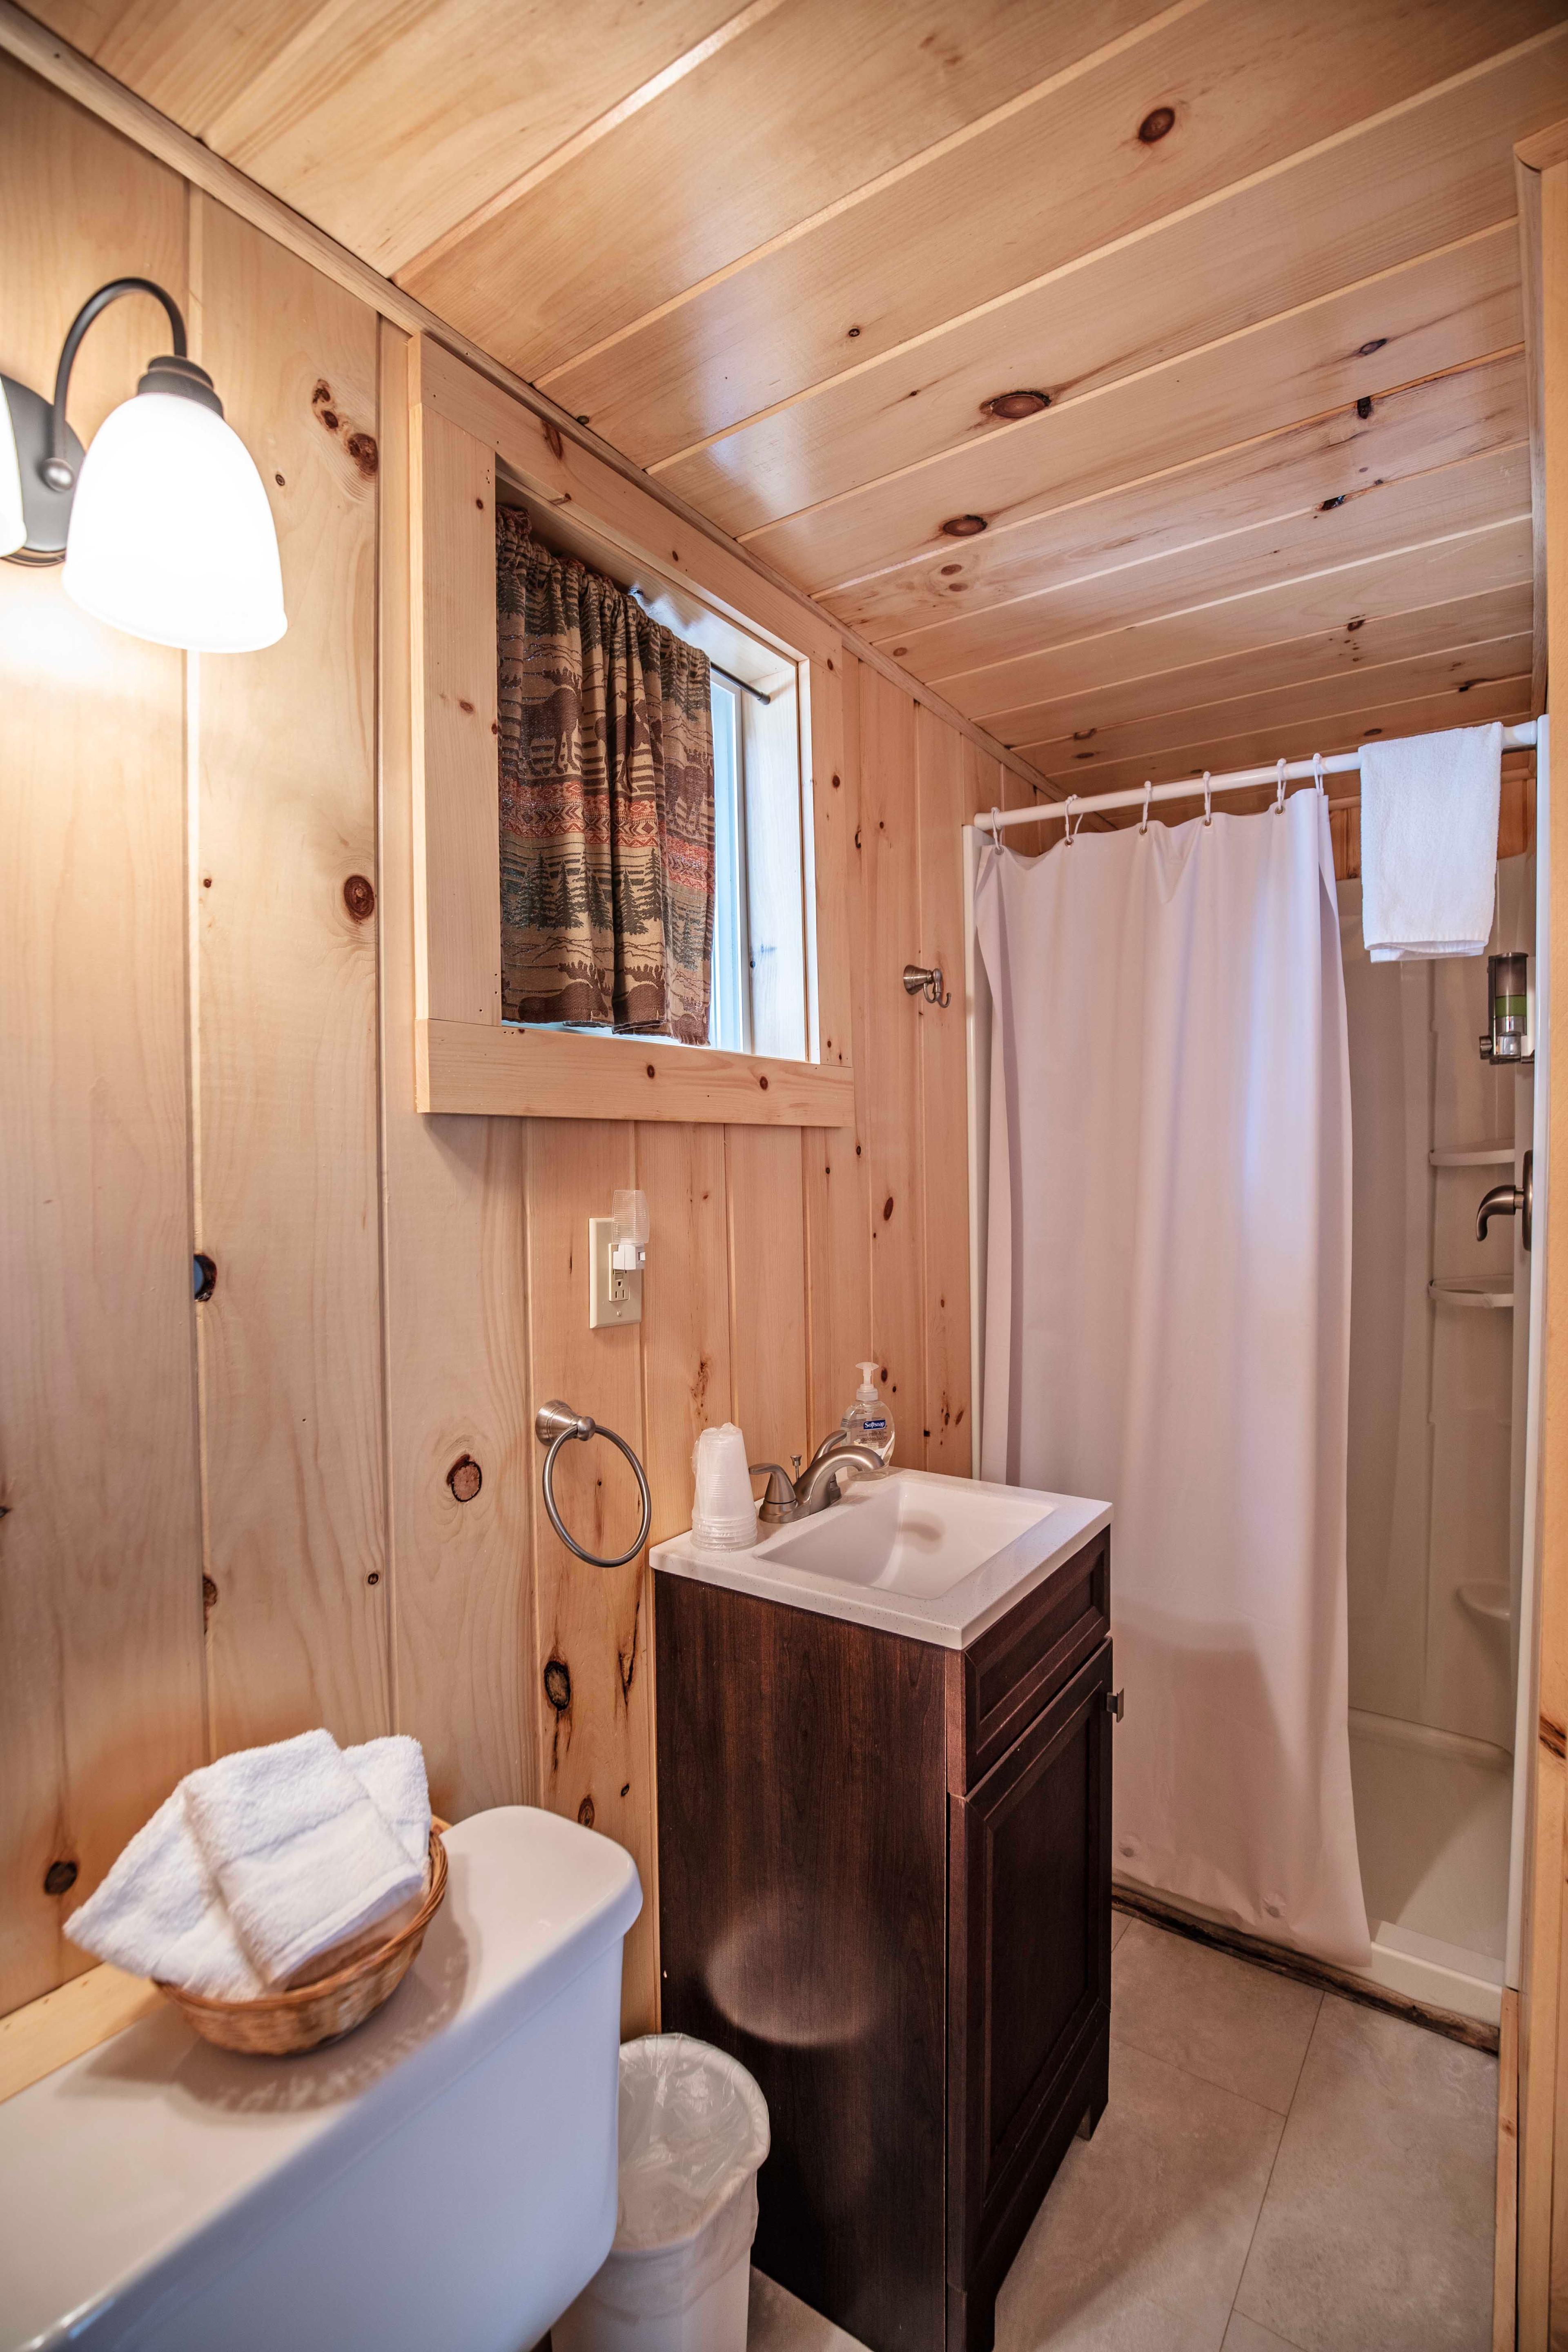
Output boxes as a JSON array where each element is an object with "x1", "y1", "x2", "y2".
[{"x1": 34, "y1": 0, "x2": 1567, "y2": 797}]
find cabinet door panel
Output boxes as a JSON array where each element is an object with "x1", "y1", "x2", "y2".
[{"x1": 949, "y1": 1641, "x2": 1112, "y2": 2305}]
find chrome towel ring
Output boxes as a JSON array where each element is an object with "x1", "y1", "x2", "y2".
[{"x1": 535, "y1": 1399, "x2": 653, "y2": 1569}]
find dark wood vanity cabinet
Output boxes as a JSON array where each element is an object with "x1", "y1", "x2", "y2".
[{"x1": 654, "y1": 1528, "x2": 1112, "y2": 2352}]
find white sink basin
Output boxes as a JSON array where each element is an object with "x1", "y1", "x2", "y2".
[{"x1": 651, "y1": 1468, "x2": 1110, "y2": 1647}]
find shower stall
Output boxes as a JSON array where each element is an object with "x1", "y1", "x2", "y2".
[
  {"x1": 1340, "y1": 840, "x2": 1542, "y2": 2023},
  {"x1": 964, "y1": 725, "x2": 1549, "y2": 2028}
]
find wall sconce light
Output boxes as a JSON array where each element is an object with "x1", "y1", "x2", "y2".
[{"x1": 1, "y1": 276, "x2": 286, "y2": 651}]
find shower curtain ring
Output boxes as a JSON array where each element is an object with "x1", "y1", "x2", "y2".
[
  {"x1": 1064, "y1": 793, "x2": 1080, "y2": 846},
  {"x1": 1140, "y1": 780, "x2": 1152, "y2": 835},
  {"x1": 1274, "y1": 757, "x2": 1288, "y2": 815},
  {"x1": 1202, "y1": 771, "x2": 1212, "y2": 826},
  {"x1": 1312, "y1": 751, "x2": 1325, "y2": 798}
]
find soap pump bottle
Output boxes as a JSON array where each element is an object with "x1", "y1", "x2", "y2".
[{"x1": 843, "y1": 1361, "x2": 895, "y2": 1465}]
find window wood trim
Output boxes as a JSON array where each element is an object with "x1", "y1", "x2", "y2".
[{"x1": 408, "y1": 334, "x2": 854, "y2": 1125}]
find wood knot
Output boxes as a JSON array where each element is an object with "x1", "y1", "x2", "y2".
[
  {"x1": 1138, "y1": 104, "x2": 1176, "y2": 143},
  {"x1": 577, "y1": 1795, "x2": 595, "y2": 1828},
  {"x1": 343, "y1": 873, "x2": 376, "y2": 921},
  {"x1": 759, "y1": 1074, "x2": 769, "y2": 1089},
  {"x1": 544, "y1": 419, "x2": 565, "y2": 460},
  {"x1": 883, "y1": 1195, "x2": 895, "y2": 1221},
  {"x1": 544, "y1": 1657, "x2": 572, "y2": 1713},
  {"x1": 203, "y1": 1574, "x2": 218, "y2": 1620},
  {"x1": 345, "y1": 431, "x2": 378, "y2": 478},
  {"x1": 311, "y1": 380, "x2": 341, "y2": 433},
  {"x1": 1542, "y1": 1712, "x2": 1566, "y2": 1760},
  {"x1": 44, "y1": 1859, "x2": 78, "y2": 1898},
  {"x1": 447, "y1": 1454, "x2": 482, "y2": 1503}
]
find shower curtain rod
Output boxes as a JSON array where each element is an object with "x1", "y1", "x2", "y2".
[{"x1": 973, "y1": 720, "x2": 1539, "y2": 835}]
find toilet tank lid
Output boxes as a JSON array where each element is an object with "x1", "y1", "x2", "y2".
[{"x1": 0, "y1": 1807, "x2": 641, "y2": 2352}]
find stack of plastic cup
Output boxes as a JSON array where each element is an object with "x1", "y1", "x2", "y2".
[{"x1": 691, "y1": 1424, "x2": 760, "y2": 1551}]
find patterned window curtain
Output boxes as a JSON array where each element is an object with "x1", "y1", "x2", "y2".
[{"x1": 497, "y1": 507, "x2": 716, "y2": 1042}]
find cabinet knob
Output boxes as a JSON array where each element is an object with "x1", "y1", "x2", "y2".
[{"x1": 1106, "y1": 1689, "x2": 1125, "y2": 1721}]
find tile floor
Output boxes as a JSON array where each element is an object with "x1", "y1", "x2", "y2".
[{"x1": 746, "y1": 1911, "x2": 1499, "y2": 2352}]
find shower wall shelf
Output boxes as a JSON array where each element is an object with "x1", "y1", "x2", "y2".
[
  {"x1": 1429, "y1": 1145, "x2": 1515, "y2": 1169},
  {"x1": 1428, "y1": 1280, "x2": 1514, "y2": 1310}
]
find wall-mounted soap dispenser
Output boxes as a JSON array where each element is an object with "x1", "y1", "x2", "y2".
[
  {"x1": 1479, "y1": 951, "x2": 1534, "y2": 1066},
  {"x1": 589, "y1": 1189, "x2": 648, "y2": 1328}
]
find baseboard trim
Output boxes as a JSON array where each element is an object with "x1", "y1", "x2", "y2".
[{"x1": 1112, "y1": 1881, "x2": 1501, "y2": 2054}]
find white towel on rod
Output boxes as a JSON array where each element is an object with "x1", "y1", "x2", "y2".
[
  {"x1": 66, "y1": 1733, "x2": 432, "y2": 1997},
  {"x1": 1359, "y1": 721, "x2": 1503, "y2": 961}
]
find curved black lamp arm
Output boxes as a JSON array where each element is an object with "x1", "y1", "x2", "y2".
[{"x1": 45, "y1": 278, "x2": 188, "y2": 491}]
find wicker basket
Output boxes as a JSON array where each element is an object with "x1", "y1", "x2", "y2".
[{"x1": 157, "y1": 1827, "x2": 449, "y2": 2057}]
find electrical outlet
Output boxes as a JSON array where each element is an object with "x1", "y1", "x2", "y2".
[{"x1": 589, "y1": 1216, "x2": 642, "y2": 1328}]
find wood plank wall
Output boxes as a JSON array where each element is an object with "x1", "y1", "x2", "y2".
[{"x1": 0, "y1": 59, "x2": 1002, "y2": 2031}]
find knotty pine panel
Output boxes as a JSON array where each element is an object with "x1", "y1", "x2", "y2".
[
  {"x1": 804, "y1": 654, "x2": 873, "y2": 1443},
  {"x1": 379, "y1": 320, "x2": 535, "y2": 1825},
  {"x1": 194, "y1": 196, "x2": 391, "y2": 1756},
  {"x1": 860, "y1": 669, "x2": 927, "y2": 1454},
  {"x1": 523, "y1": 1119, "x2": 657, "y2": 2032},
  {"x1": 0, "y1": 64, "x2": 205, "y2": 2018}
]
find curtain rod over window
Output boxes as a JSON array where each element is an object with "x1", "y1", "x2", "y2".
[
  {"x1": 972, "y1": 721, "x2": 1540, "y2": 835},
  {"x1": 710, "y1": 661, "x2": 772, "y2": 706}
]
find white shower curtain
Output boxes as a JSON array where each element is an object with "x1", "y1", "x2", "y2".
[{"x1": 976, "y1": 788, "x2": 1370, "y2": 1968}]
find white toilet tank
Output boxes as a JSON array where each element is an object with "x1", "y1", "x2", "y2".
[{"x1": 0, "y1": 1806, "x2": 641, "y2": 2352}]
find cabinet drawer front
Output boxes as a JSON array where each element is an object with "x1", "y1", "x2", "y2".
[
  {"x1": 952, "y1": 1530, "x2": 1109, "y2": 1791},
  {"x1": 948, "y1": 1640, "x2": 1113, "y2": 2287}
]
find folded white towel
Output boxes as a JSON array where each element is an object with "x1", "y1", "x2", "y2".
[
  {"x1": 183, "y1": 1728, "x2": 424, "y2": 1988},
  {"x1": 1360, "y1": 721, "x2": 1503, "y2": 961},
  {"x1": 65, "y1": 1788, "x2": 265, "y2": 1999},
  {"x1": 66, "y1": 1733, "x2": 434, "y2": 1998},
  {"x1": 344, "y1": 1735, "x2": 432, "y2": 1868}
]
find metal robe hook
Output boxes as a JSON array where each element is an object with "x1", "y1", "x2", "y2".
[{"x1": 903, "y1": 963, "x2": 951, "y2": 1009}]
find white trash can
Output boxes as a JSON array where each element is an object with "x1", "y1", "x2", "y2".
[{"x1": 555, "y1": 2034, "x2": 770, "y2": 2352}]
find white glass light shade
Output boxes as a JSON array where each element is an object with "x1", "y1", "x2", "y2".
[
  {"x1": 0, "y1": 382, "x2": 24, "y2": 558},
  {"x1": 63, "y1": 390, "x2": 286, "y2": 651}
]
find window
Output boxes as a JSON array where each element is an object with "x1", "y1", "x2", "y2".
[
  {"x1": 706, "y1": 663, "x2": 809, "y2": 1062},
  {"x1": 708, "y1": 675, "x2": 750, "y2": 1054},
  {"x1": 408, "y1": 332, "x2": 851, "y2": 1124}
]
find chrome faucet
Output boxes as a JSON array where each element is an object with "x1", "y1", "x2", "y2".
[{"x1": 749, "y1": 1439, "x2": 886, "y2": 1524}]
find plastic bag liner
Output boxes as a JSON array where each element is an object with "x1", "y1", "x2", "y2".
[{"x1": 589, "y1": 2035, "x2": 770, "y2": 2320}]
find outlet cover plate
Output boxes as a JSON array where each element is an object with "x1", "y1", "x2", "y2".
[{"x1": 589, "y1": 1216, "x2": 642, "y2": 1327}]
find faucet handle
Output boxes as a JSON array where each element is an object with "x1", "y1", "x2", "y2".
[{"x1": 749, "y1": 1463, "x2": 798, "y2": 1523}]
